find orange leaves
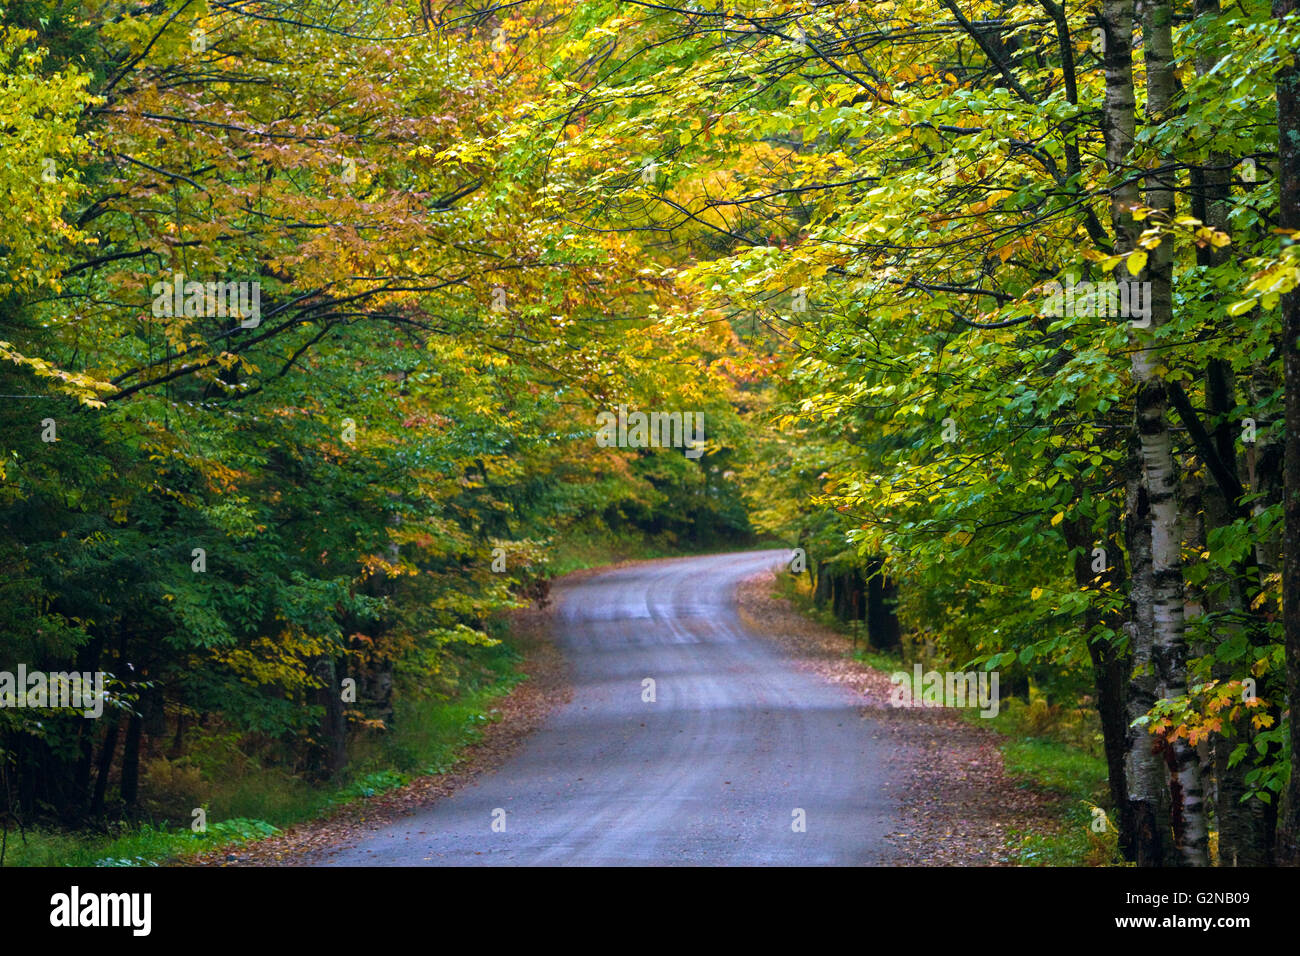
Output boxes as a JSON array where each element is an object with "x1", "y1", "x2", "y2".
[
  {"x1": 992, "y1": 235, "x2": 1034, "y2": 263},
  {"x1": 1147, "y1": 679, "x2": 1272, "y2": 747}
]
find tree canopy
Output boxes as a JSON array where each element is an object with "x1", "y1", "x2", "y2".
[{"x1": 3, "y1": 0, "x2": 1300, "y2": 866}]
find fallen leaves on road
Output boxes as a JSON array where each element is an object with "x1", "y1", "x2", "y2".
[{"x1": 735, "y1": 571, "x2": 1060, "y2": 866}]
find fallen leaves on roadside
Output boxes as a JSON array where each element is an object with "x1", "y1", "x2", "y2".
[{"x1": 736, "y1": 571, "x2": 1059, "y2": 866}]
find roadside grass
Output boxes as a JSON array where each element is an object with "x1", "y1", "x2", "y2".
[
  {"x1": 977, "y1": 701, "x2": 1120, "y2": 866},
  {"x1": 772, "y1": 570, "x2": 1119, "y2": 866},
  {"x1": 1, "y1": 640, "x2": 525, "y2": 867}
]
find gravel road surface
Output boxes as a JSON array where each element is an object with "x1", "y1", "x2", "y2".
[{"x1": 314, "y1": 550, "x2": 901, "y2": 865}]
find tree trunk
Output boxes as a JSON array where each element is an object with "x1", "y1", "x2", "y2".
[
  {"x1": 866, "y1": 557, "x2": 901, "y2": 649},
  {"x1": 1275, "y1": 0, "x2": 1300, "y2": 867},
  {"x1": 1185, "y1": 0, "x2": 1275, "y2": 865},
  {"x1": 1125, "y1": 474, "x2": 1172, "y2": 865},
  {"x1": 814, "y1": 560, "x2": 831, "y2": 606},
  {"x1": 313, "y1": 657, "x2": 348, "y2": 777},
  {"x1": 1068, "y1": 513, "x2": 1135, "y2": 857},
  {"x1": 119, "y1": 712, "x2": 142, "y2": 809},
  {"x1": 1125, "y1": 0, "x2": 1209, "y2": 865},
  {"x1": 1105, "y1": 0, "x2": 1173, "y2": 867},
  {"x1": 89, "y1": 719, "x2": 120, "y2": 816}
]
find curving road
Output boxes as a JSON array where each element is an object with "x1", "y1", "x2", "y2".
[{"x1": 314, "y1": 550, "x2": 902, "y2": 866}]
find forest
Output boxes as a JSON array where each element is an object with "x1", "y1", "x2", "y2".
[{"x1": 2, "y1": 0, "x2": 1299, "y2": 869}]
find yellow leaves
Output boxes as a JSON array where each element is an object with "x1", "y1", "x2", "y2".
[
  {"x1": 0, "y1": 341, "x2": 113, "y2": 405},
  {"x1": 1030, "y1": 586, "x2": 1044, "y2": 600},
  {"x1": 1125, "y1": 250, "x2": 1148, "y2": 275},
  {"x1": 789, "y1": 86, "x2": 818, "y2": 110},
  {"x1": 360, "y1": 553, "x2": 416, "y2": 581},
  {"x1": 1229, "y1": 252, "x2": 1300, "y2": 316},
  {"x1": 1050, "y1": 512, "x2": 1065, "y2": 527},
  {"x1": 109, "y1": 496, "x2": 131, "y2": 523},
  {"x1": 1194, "y1": 225, "x2": 1231, "y2": 248},
  {"x1": 210, "y1": 631, "x2": 333, "y2": 691},
  {"x1": 1249, "y1": 573, "x2": 1280, "y2": 611}
]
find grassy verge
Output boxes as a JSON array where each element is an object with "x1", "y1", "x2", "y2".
[
  {"x1": 973, "y1": 701, "x2": 1120, "y2": 866},
  {"x1": 1, "y1": 640, "x2": 526, "y2": 867}
]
